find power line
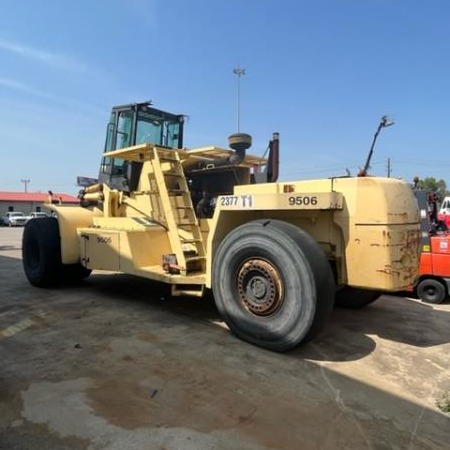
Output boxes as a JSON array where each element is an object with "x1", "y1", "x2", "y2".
[{"x1": 393, "y1": 158, "x2": 450, "y2": 164}]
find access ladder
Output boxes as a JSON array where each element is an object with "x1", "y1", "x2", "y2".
[{"x1": 149, "y1": 147, "x2": 206, "y2": 276}]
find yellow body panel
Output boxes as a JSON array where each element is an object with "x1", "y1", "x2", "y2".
[
  {"x1": 46, "y1": 205, "x2": 96, "y2": 264},
  {"x1": 206, "y1": 176, "x2": 420, "y2": 290},
  {"x1": 55, "y1": 144, "x2": 420, "y2": 295}
]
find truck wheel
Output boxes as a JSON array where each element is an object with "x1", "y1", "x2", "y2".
[
  {"x1": 335, "y1": 287, "x2": 381, "y2": 308},
  {"x1": 416, "y1": 279, "x2": 446, "y2": 304},
  {"x1": 22, "y1": 217, "x2": 63, "y2": 287},
  {"x1": 212, "y1": 219, "x2": 335, "y2": 352}
]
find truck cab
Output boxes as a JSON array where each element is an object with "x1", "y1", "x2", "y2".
[{"x1": 99, "y1": 102, "x2": 185, "y2": 193}]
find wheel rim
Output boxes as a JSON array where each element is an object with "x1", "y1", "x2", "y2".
[
  {"x1": 424, "y1": 286, "x2": 437, "y2": 301},
  {"x1": 236, "y1": 258, "x2": 284, "y2": 316}
]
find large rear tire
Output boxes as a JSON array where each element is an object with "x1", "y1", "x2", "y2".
[
  {"x1": 212, "y1": 219, "x2": 335, "y2": 352},
  {"x1": 335, "y1": 287, "x2": 381, "y2": 309}
]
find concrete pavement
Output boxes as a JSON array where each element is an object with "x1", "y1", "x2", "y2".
[{"x1": 0, "y1": 226, "x2": 449, "y2": 449}]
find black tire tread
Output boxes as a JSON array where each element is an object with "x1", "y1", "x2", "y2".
[
  {"x1": 335, "y1": 287, "x2": 381, "y2": 309},
  {"x1": 416, "y1": 278, "x2": 446, "y2": 304},
  {"x1": 22, "y1": 217, "x2": 91, "y2": 287},
  {"x1": 212, "y1": 219, "x2": 335, "y2": 352},
  {"x1": 22, "y1": 217, "x2": 63, "y2": 287}
]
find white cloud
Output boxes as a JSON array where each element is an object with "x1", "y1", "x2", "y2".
[
  {"x1": 0, "y1": 38, "x2": 88, "y2": 72},
  {"x1": 0, "y1": 78, "x2": 105, "y2": 114},
  {"x1": 0, "y1": 78, "x2": 54, "y2": 98}
]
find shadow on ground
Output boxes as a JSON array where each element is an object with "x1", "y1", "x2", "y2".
[
  {"x1": 65, "y1": 270, "x2": 450, "y2": 363},
  {"x1": 3, "y1": 253, "x2": 450, "y2": 365}
]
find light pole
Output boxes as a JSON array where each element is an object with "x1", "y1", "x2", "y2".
[
  {"x1": 21, "y1": 178, "x2": 30, "y2": 193},
  {"x1": 233, "y1": 66, "x2": 246, "y2": 132}
]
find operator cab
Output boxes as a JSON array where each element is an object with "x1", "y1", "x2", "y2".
[{"x1": 99, "y1": 101, "x2": 185, "y2": 192}]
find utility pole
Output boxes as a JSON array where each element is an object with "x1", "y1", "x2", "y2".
[
  {"x1": 387, "y1": 158, "x2": 391, "y2": 178},
  {"x1": 233, "y1": 66, "x2": 246, "y2": 132},
  {"x1": 21, "y1": 178, "x2": 31, "y2": 193}
]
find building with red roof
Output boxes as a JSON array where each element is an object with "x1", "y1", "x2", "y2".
[{"x1": 0, "y1": 191, "x2": 79, "y2": 217}]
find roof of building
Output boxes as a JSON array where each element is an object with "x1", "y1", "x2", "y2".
[{"x1": 0, "y1": 191, "x2": 79, "y2": 203}]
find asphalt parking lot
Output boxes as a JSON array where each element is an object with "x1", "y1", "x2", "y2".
[{"x1": 1, "y1": 226, "x2": 449, "y2": 450}]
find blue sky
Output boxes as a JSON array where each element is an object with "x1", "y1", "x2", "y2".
[{"x1": 1, "y1": 0, "x2": 449, "y2": 194}]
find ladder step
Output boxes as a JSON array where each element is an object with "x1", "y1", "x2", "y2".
[
  {"x1": 181, "y1": 238, "x2": 202, "y2": 244},
  {"x1": 164, "y1": 173, "x2": 183, "y2": 178},
  {"x1": 158, "y1": 156, "x2": 179, "y2": 162},
  {"x1": 177, "y1": 222, "x2": 198, "y2": 226}
]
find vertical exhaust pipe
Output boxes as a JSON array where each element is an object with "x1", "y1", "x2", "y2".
[{"x1": 267, "y1": 132, "x2": 279, "y2": 182}]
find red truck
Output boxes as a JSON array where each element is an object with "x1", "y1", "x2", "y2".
[{"x1": 412, "y1": 190, "x2": 450, "y2": 304}]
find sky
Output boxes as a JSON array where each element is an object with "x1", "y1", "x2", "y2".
[{"x1": 1, "y1": 0, "x2": 449, "y2": 195}]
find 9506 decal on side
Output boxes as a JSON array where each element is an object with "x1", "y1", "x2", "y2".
[{"x1": 217, "y1": 192, "x2": 343, "y2": 211}]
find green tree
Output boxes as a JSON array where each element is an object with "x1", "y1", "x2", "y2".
[{"x1": 416, "y1": 177, "x2": 450, "y2": 200}]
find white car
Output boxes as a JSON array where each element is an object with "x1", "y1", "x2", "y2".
[
  {"x1": 2, "y1": 212, "x2": 28, "y2": 227},
  {"x1": 26, "y1": 212, "x2": 49, "y2": 222}
]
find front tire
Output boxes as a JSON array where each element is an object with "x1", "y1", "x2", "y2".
[
  {"x1": 22, "y1": 217, "x2": 91, "y2": 287},
  {"x1": 416, "y1": 279, "x2": 446, "y2": 304},
  {"x1": 22, "y1": 217, "x2": 63, "y2": 287},
  {"x1": 212, "y1": 220, "x2": 335, "y2": 352}
]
